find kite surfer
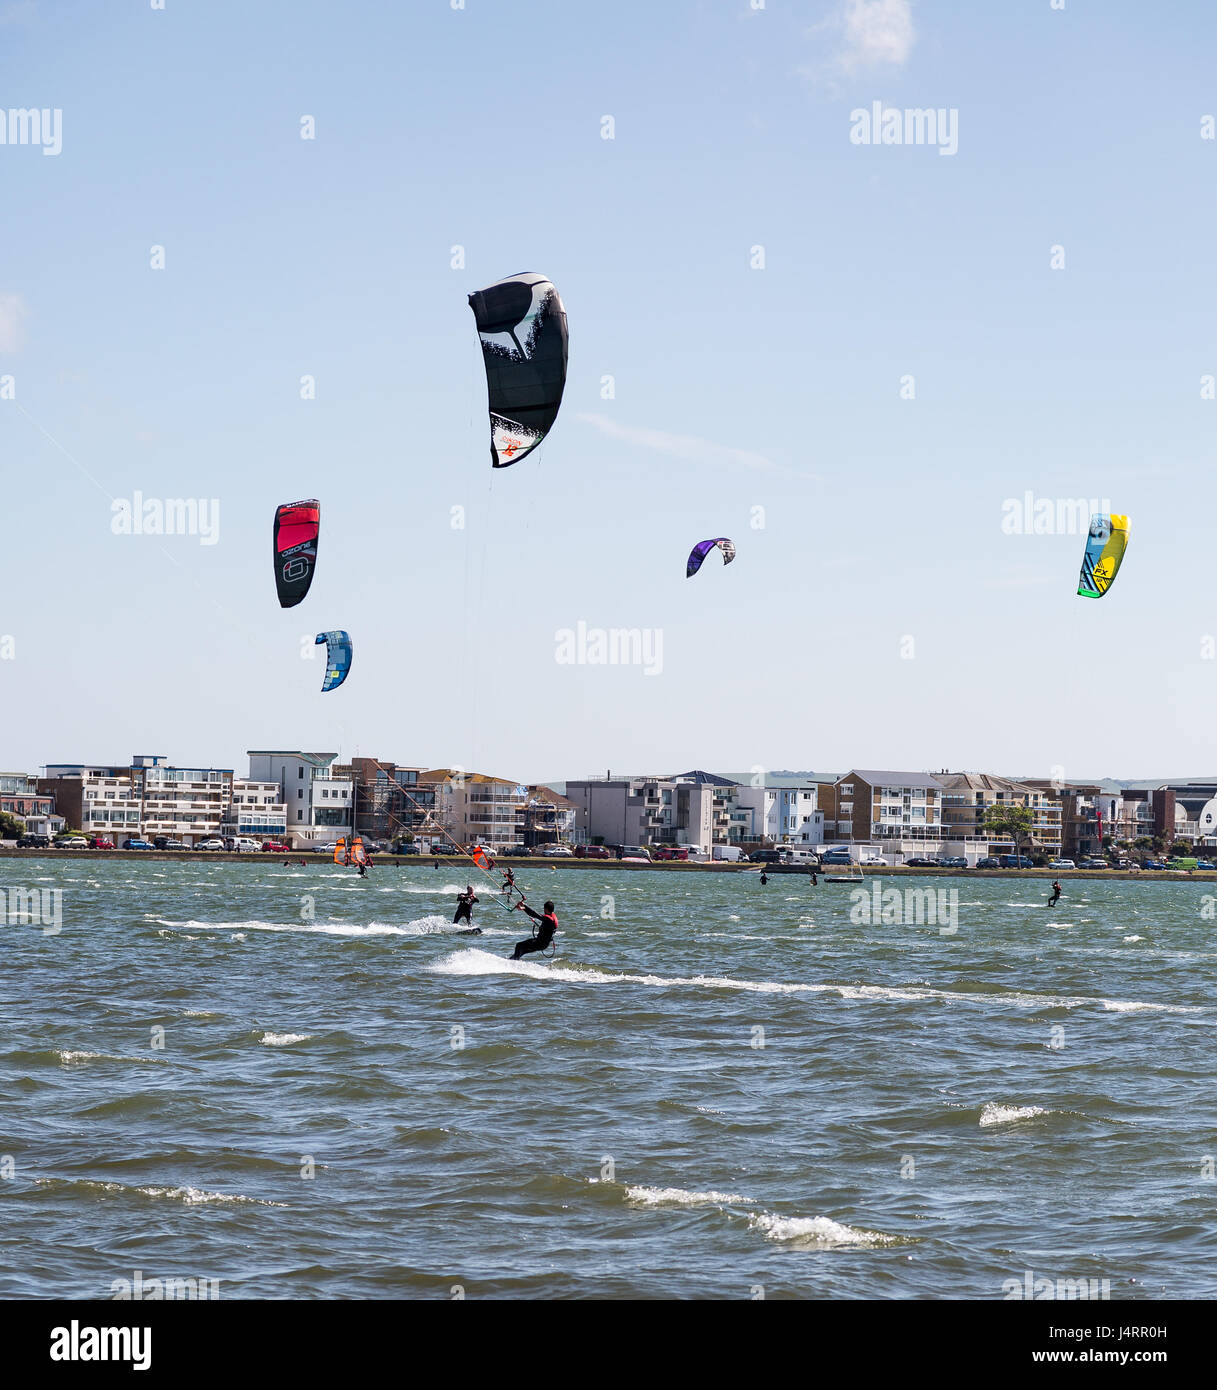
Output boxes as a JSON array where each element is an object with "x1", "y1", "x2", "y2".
[
  {"x1": 1048, "y1": 880, "x2": 1062, "y2": 908},
  {"x1": 511, "y1": 900, "x2": 558, "y2": 961},
  {"x1": 759, "y1": 871, "x2": 769, "y2": 885},
  {"x1": 453, "y1": 887, "x2": 478, "y2": 927}
]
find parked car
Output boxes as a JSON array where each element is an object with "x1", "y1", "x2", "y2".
[
  {"x1": 574, "y1": 844, "x2": 613, "y2": 859},
  {"x1": 613, "y1": 845, "x2": 652, "y2": 861},
  {"x1": 17, "y1": 833, "x2": 50, "y2": 848},
  {"x1": 975, "y1": 857, "x2": 1001, "y2": 869},
  {"x1": 904, "y1": 856, "x2": 937, "y2": 868},
  {"x1": 314, "y1": 842, "x2": 339, "y2": 854},
  {"x1": 153, "y1": 837, "x2": 186, "y2": 850},
  {"x1": 260, "y1": 840, "x2": 290, "y2": 852},
  {"x1": 1078, "y1": 859, "x2": 1108, "y2": 869},
  {"x1": 1048, "y1": 858, "x2": 1076, "y2": 869},
  {"x1": 1143, "y1": 860, "x2": 1167, "y2": 870},
  {"x1": 821, "y1": 849, "x2": 855, "y2": 865},
  {"x1": 57, "y1": 836, "x2": 90, "y2": 849},
  {"x1": 1196, "y1": 861, "x2": 1217, "y2": 872},
  {"x1": 431, "y1": 843, "x2": 457, "y2": 855},
  {"x1": 859, "y1": 852, "x2": 888, "y2": 866},
  {"x1": 531, "y1": 843, "x2": 573, "y2": 857},
  {"x1": 939, "y1": 856, "x2": 968, "y2": 868},
  {"x1": 999, "y1": 854, "x2": 1035, "y2": 868},
  {"x1": 88, "y1": 836, "x2": 116, "y2": 850},
  {"x1": 122, "y1": 838, "x2": 154, "y2": 850},
  {"x1": 392, "y1": 841, "x2": 421, "y2": 855},
  {"x1": 196, "y1": 838, "x2": 226, "y2": 851},
  {"x1": 749, "y1": 849, "x2": 783, "y2": 863},
  {"x1": 653, "y1": 846, "x2": 689, "y2": 861}
]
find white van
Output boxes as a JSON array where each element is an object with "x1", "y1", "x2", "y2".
[
  {"x1": 778, "y1": 847, "x2": 819, "y2": 865},
  {"x1": 712, "y1": 845, "x2": 744, "y2": 862}
]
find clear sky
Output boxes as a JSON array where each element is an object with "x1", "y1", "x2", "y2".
[{"x1": 2, "y1": 0, "x2": 1215, "y2": 785}]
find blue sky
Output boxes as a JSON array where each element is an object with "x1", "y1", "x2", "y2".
[{"x1": 2, "y1": 0, "x2": 1215, "y2": 784}]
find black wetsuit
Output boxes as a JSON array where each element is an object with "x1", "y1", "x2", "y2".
[
  {"x1": 1048, "y1": 882, "x2": 1062, "y2": 907},
  {"x1": 512, "y1": 905, "x2": 557, "y2": 960},
  {"x1": 453, "y1": 892, "x2": 477, "y2": 925}
]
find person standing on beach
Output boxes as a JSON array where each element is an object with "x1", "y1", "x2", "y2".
[
  {"x1": 1048, "y1": 880, "x2": 1062, "y2": 908},
  {"x1": 511, "y1": 900, "x2": 558, "y2": 961}
]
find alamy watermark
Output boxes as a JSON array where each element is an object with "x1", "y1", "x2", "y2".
[
  {"x1": 849, "y1": 878, "x2": 958, "y2": 934},
  {"x1": 0, "y1": 107, "x2": 62, "y2": 156},
  {"x1": 110, "y1": 1269, "x2": 220, "y2": 1300},
  {"x1": 555, "y1": 621, "x2": 663, "y2": 676},
  {"x1": 110, "y1": 493, "x2": 220, "y2": 545},
  {"x1": 1, "y1": 886, "x2": 62, "y2": 935},
  {"x1": 1001, "y1": 493, "x2": 1111, "y2": 536},
  {"x1": 1003, "y1": 1269, "x2": 1110, "y2": 1300},
  {"x1": 850, "y1": 102, "x2": 957, "y2": 156}
]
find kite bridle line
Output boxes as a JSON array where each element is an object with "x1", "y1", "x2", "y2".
[{"x1": 354, "y1": 756, "x2": 524, "y2": 918}]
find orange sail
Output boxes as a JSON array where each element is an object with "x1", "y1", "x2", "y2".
[{"x1": 333, "y1": 837, "x2": 347, "y2": 865}]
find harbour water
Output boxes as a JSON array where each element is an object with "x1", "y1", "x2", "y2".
[{"x1": 1, "y1": 858, "x2": 1214, "y2": 1299}]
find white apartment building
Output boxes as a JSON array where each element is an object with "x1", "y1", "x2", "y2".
[
  {"x1": 247, "y1": 751, "x2": 353, "y2": 847},
  {"x1": 225, "y1": 781, "x2": 289, "y2": 839}
]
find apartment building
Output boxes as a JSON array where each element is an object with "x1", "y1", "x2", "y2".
[
  {"x1": 821, "y1": 770, "x2": 945, "y2": 848},
  {"x1": 566, "y1": 774, "x2": 719, "y2": 849},
  {"x1": 0, "y1": 773, "x2": 65, "y2": 837},
  {"x1": 520, "y1": 786, "x2": 577, "y2": 848},
  {"x1": 332, "y1": 758, "x2": 430, "y2": 843},
  {"x1": 937, "y1": 772, "x2": 1062, "y2": 858},
  {"x1": 37, "y1": 755, "x2": 285, "y2": 845},
  {"x1": 732, "y1": 783, "x2": 824, "y2": 846},
  {"x1": 417, "y1": 770, "x2": 528, "y2": 852},
  {"x1": 247, "y1": 751, "x2": 352, "y2": 847}
]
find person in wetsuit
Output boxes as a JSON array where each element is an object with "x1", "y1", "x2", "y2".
[
  {"x1": 453, "y1": 886, "x2": 478, "y2": 926},
  {"x1": 511, "y1": 900, "x2": 557, "y2": 961},
  {"x1": 502, "y1": 866, "x2": 516, "y2": 896},
  {"x1": 1048, "y1": 879, "x2": 1062, "y2": 908}
]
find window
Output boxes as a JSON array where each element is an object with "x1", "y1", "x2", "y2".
[
  {"x1": 298, "y1": 789, "x2": 303, "y2": 799},
  {"x1": 298, "y1": 767, "x2": 304, "y2": 779}
]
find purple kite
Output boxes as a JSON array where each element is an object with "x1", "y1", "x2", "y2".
[{"x1": 686, "y1": 537, "x2": 736, "y2": 578}]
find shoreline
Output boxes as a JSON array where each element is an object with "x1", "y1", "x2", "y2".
[{"x1": 0, "y1": 847, "x2": 1208, "y2": 882}]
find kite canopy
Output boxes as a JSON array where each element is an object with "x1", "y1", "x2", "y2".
[
  {"x1": 274, "y1": 499, "x2": 320, "y2": 608},
  {"x1": 686, "y1": 537, "x2": 736, "y2": 578},
  {"x1": 316, "y1": 630, "x2": 352, "y2": 692},
  {"x1": 1077, "y1": 514, "x2": 1128, "y2": 599},
  {"x1": 468, "y1": 271, "x2": 568, "y2": 467}
]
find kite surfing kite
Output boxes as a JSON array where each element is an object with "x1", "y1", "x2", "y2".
[
  {"x1": 468, "y1": 271, "x2": 568, "y2": 467},
  {"x1": 686, "y1": 537, "x2": 736, "y2": 578},
  {"x1": 316, "y1": 631, "x2": 352, "y2": 692},
  {"x1": 273, "y1": 499, "x2": 320, "y2": 608},
  {"x1": 1077, "y1": 514, "x2": 1128, "y2": 599}
]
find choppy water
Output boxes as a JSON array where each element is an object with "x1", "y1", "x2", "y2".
[{"x1": 1, "y1": 858, "x2": 1215, "y2": 1299}]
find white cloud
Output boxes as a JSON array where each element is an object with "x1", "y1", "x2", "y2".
[
  {"x1": 837, "y1": 0, "x2": 915, "y2": 74},
  {"x1": 578, "y1": 413, "x2": 817, "y2": 479},
  {"x1": 0, "y1": 293, "x2": 28, "y2": 352}
]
